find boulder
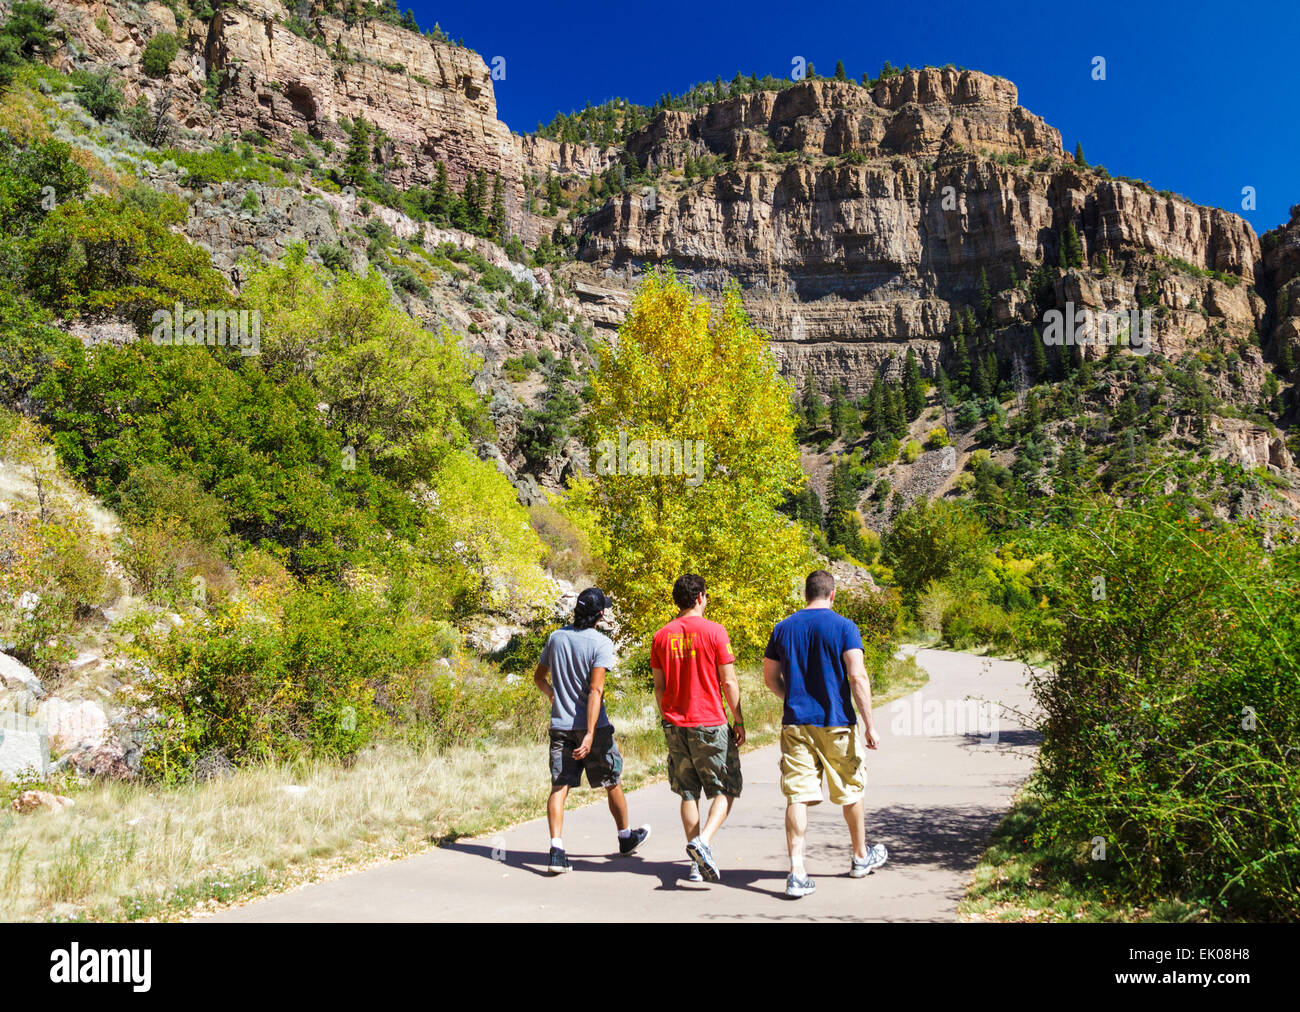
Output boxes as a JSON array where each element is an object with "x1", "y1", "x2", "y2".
[
  {"x1": 0, "y1": 711, "x2": 49, "y2": 781},
  {"x1": 10, "y1": 790, "x2": 74, "y2": 814},
  {"x1": 37, "y1": 698, "x2": 110, "y2": 754},
  {"x1": 0, "y1": 652, "x2": 43, "y2": 696},
  {"x1": 64, "y1": 741, "x2": 133, "y2": 780}
]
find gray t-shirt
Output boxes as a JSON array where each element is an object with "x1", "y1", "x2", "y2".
[{"x1": 541, "y1": 625, "x2": 616, "y2": 731}]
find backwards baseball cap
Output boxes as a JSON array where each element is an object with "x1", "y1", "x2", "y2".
[{"x1": 575, "y1": 587, "x2": 613, "y2": 619}]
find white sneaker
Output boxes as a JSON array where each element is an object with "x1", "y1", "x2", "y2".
[{"x1": 850, "y1": 843, "x2": 888, "y2": 878}]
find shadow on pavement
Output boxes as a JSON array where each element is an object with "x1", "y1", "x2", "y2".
[{"x1": 444, "y1": 840, "x2": 784, "y2": 896}]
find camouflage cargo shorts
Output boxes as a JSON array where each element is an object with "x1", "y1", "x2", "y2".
[
  {"x1": 549, "y1": 725, "x2": 623, "y2": 789},
  {"x1": 662, "y1": 721, "x2": 743, "y2": 800}
]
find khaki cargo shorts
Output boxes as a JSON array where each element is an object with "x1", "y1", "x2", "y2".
[{"x1": 779, "y1": 724, "x2": 865, "y2": 805}]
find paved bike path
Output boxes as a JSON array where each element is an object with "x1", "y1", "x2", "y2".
[{"x1": 205, "y1": 649, "x2": 1039, "y2": 923}]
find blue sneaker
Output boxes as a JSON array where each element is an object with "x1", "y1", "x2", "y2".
[
  {"x1": 619, "y1": 825, "x2": 651, "y2": 857},
  {"x1": 686, "y1": 836, "x2": 720, "y2": 881},
  {"x1": 685, "y1": 861, "x2": 704, "y2": 883},
  {"x1": 548, "y1": 846, "x2": 571, "y2": 875}
]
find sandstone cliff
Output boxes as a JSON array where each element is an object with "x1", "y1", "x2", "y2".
[{"x1": 571, "y1": 71, "x2": 1266, "y2": 398}]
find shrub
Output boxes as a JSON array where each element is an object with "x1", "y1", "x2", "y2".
[
  {"x1": 882, "y1": 497, "x2": 991, "y2": 605},
  {"x1": 834, "y1": 586, "x2": 904, "y2": 651},
  {"x1": 1021, "y1": 497, "x2": 1300, "y2": 919},
  {"x1": 925, "y1": 426, "x2": 950, "y2": 449},
  {"x1": 528, "y1": 500, "x2": 605, "y2": 584},
  {"x1": 141, "y1": 32, "x2": 179, "y2": 79},
  {"x1": 72, "y1": 67, "x2": 123, "y2": 121},
  {"x1": 126, "y1": 586, "x2": 408, "y2": 781}
]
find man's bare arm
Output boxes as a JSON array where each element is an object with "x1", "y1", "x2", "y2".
[
  {"x1": 573, "y1": 666, "x2": 607, "y2": 759},
  {"x1": 844, "y1": 648, "x2": 879, "y2": 749},
  {"x1": 763, "y1": 657, "x2": 786, "y2": 701},
  {"x1": 719, "y1": 661, "x2": 745, "y2": 746},
  {"x1": 651, "y1": 667, "x2": 666, "y2": 714},
  {"x1": 533, "y1": 663, "x2": 554, "y2": 702}
]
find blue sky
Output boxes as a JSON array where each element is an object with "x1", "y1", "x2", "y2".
[{"x1": 413, "y1": 0, "x2": 1299, "y2": 231}]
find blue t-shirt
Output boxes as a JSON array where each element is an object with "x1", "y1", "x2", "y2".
[
  {"x1": 540, "y1": 625, "x2": 616, "y2": 731},
  {"x1": 764, "y1": 608, "x2": 865, "y2": 727}
]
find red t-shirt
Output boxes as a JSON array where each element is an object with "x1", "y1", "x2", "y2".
[{"x1": 650, "y1": 615, "x2": 736, "y2": 727}]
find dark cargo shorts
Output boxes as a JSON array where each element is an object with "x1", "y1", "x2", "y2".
[
  {"x1": 662, "y1": 722, "x2": 743, "y2": 800},
  {"x1": 549, "y1": 725, "x2": 623, "y2": 789}
]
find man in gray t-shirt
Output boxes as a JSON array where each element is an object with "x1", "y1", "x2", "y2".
[
  {"x1": 533, "y1": 587, "x2": 650, "y2": 874},
  {"x1": 541, "y1": 624, "x2": 615, "y2": 732}
]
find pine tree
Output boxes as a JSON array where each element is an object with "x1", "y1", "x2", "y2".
[
  {"x1": 1064, "y1": 221, "x2": 1084, "y2": 268},
  {"x1": 490, "y1": 172, "x2": 507, "y2": 244},
  {"x1": 978, "y1": 267, "x2": 993, "y2": 324},
  {"x1": 800, "y1": 374, "x2": 825, "y2": 429},
  {"x1": 903, "y1": 348, "x2": 924, "y2": 419},
  {"x1": 866, "y1": 377, "x2": 887, "y2": 441},
  {"x1": 1074, "y1": 142, "x2": 1087, "y2": 168},
  {"x1": 834, "y1": 60, "x2": 847, "y2": 81},
  {"x1": 344, "y1": 115, "x2": 372, "y2": 185},
  {"x1": 430, "y1": 161, "x2": 452, "y2": 224},
  {"x1": 828, "y1": 380, "x2": 853, "y2": 436},
  {"x1": 886, "y1": 381, "x2": 907, "y2": 438},
  {"x1": 1029, "y1": 326, "x2": 1049, "y2": 381},
  {"x1": 951, "y1": 326, "x2": 971, "y2": 390}
]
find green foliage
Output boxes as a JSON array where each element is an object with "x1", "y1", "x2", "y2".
[
  {"x1": 1018, "y1": 497, "x2": 1300, "y2": 919},
  {"x1": 242, "y1": 244, "x2": 489, "y2": 486},
  {"x1": 127, "y1": 585, "x2": 431, "y2": 780},
  {"x1": 141, "y1": 32, "x2": 180, "y2": 79},
  {"x1": 881, "y1": 497, "x2": 992, "y2": 606},
  {"x1": 71, "y1": 67, "x2": 123, "y2": 122},
  {"x1": 0, "y1": 3, "x2": 57, "y2": 88},
  {"x1": 24, "y1": 194, "x2": 229, "y2": 330}
]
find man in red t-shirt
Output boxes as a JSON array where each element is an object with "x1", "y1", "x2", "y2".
[{"x1": 650, "y1": 574, "x2": 744, "y2": 883}]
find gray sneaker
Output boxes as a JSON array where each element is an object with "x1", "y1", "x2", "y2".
[
  {"x1": 786, "y1": 871, "x2": 816, "y2": 898},
  {"x1": 685, "y1": 861, "x2": 704, "y2": 883},
  {"x1": 850, "y1": 843, "x2": 889, "y2": 878},
  {"x1": 686, "y1": 836, "x2": 720, "y2": 881}
]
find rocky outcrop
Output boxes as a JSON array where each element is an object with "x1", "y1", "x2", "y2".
[
  {"x1": 574, "y1": 70, "x2": 1263, "y2": 396},
  {"x1": 626, "y1": 71, "x2": 1061, "y2": 170},
  {"x1": 1263, "y1": 205, "x2": 1300, "y2": 369},
  {"x1": 515, "y1": 134, "x2": 618, "y2": 180},
  {"x1": 49, "y1": 0, "x2": 551, "y2": 238}
]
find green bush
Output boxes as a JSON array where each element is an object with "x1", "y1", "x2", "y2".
[
  {"x1": 127, "y1": 585, "x2": 424, "y2": 780},
  {"x1": 1021, "y1": 496, "x2": 1300, "y2": 919},
  {"x1": 72, "y1": 67, "x2": 123, "y2": 121},
  {"x1": 141, "y1": 32, "x2": 179, "y2": 79},
  {"x1": 834, "y1": 586, "x2": 904, "y2": 651}
]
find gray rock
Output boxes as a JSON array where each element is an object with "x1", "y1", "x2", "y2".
[
  {"x1": 0, "y1": 653, "x2": 43, "y2": 697},
  {"x1": 0, "y1": 711, "x2": 49, "y2": 782}
]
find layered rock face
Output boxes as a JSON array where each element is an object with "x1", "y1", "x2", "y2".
[
  {"x1": 49, "y1": 0, "x2": 550, "y2": 236},
  {"x1": 1263, "y1": 206, "x2": 1300, "y2": 365},
  {"x1": 575, "y1": 70, "x2": 1264, "y2": 396}
]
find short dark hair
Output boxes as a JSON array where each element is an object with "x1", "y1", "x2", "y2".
[
  {"x1": 672, "y1": 574, "x2": 706, "y2": 610},
  {"x1": 805, "y1": 570, "x2": 835, "y2": 601}
]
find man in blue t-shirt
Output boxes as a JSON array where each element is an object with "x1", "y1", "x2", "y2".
[{"x1": 763, "y1": 570, "x2": 889, "y2": 898}]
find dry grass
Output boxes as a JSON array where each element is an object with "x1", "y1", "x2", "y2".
[{"x1": 0, "y1": 659, "x2": 926, "y2": 922}]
